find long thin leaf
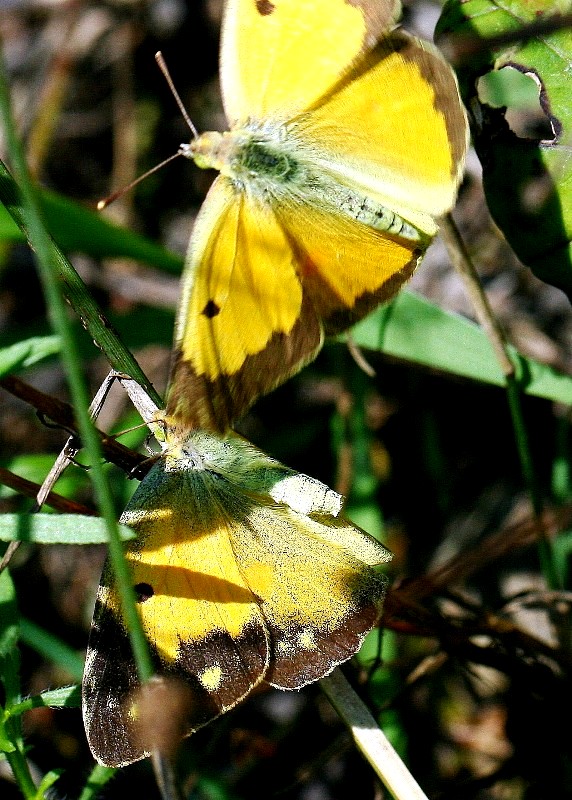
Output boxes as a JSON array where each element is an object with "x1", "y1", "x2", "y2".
[
  {"x1": 0, "y1": 513, "x2": 135, "y2": 544},
  {"x1": 0, "y1": 336, "x2": 60, "y2": 378},
  {"x1": 352, "y1": 291, "x2": 572, "y2": 404},
  {"x1": 0, "y1": 188, "x2": 183, "y2": 273}
]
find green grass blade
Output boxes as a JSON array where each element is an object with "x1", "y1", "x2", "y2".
[
  {"x1": 0, "y1": 336, "x2": 60, "y2": 377},
  {"x1": 0, "y1": 48, "x2": 154, "y2": 692},
  {"x1": 0, "y1": 513, "x2": 135, "y2": 544},
  {"x1": 0, "y1": 160, "x2": 161, "y2": 407}
]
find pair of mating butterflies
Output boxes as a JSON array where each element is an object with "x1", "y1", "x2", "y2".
[{"x1": 82, "y1": 0, "x2": 468, "y2": 767}]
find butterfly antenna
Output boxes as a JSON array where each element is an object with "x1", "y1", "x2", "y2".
[
  {"x1": 97, "y1": 153, "x2": 182, "y2": 210},
  {"x1": 155, "y1": 51, "x2": 199, "y2": 140},
  {"x1": 97, "y1": 51, "x2": 199, "y2": 210}
]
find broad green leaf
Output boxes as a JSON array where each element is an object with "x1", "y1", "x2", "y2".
[
  {"x1": 437, "y1": 0, "x2": 572, "y2": 299},
  {"x1": 0, "y1": 513, "x2": 135, "y2": 544},
  {"x1": 478, "y1": 67, "x2": 541, "y2": 109},
  {"x1": 351, "y1": 291, "x2": 572, "y2": 404},
  {"x1": 0, "y1": 335, "x2": 60, "y2": 378}
]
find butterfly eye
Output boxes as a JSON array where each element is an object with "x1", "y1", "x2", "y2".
[{"x1": 134, "y1": 583, "x2": 154, "y2": 603}]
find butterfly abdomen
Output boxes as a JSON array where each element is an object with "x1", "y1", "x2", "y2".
[{"x1": 327, "y1": 185, "x2": 425, "y2": 241}]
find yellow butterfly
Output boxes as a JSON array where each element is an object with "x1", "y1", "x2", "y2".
[
  {"x1": 164, "y1": 0, "x2": 468, "y2": 432},
  {"x1": 82, "y1": 428, "x2": 392, "y2": 766},
  {"x1": 82, "y1": 0, "x2": 468, "y2": 768}
]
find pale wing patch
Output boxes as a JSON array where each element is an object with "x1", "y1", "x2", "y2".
[
  {"x1": 229, "y1": 499, "x2": 388, "y2": 631},
  {"x1": 269, "y1": 473, "x2": 344, "y2": 517},
  {"x1": 226, "y1": 497, "x2": 389, "y2": 687},
  {"x1": 198, "y1": 665, "x2": 223, "y2": 691}
]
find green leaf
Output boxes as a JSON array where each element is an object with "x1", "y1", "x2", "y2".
[
  {"x1": 0, "y1": 513, "x2": 135, "y2": 544},
  {"x1": 0, "y1": 568, "x2": 19, "y2": 661},
  {"x1": 437, "y1": 0, "x2": 572, "y2": 299},
  {"x1": 0, "y1": 188, "x2": 184, "y2": 274},
  {"x1": 0, "y1": 725, "x2": 16, "y2": 753},
  {"x1": 34, "y1": 769, "x2": 63, "y2": 799},
  {"x1": 478, "y1": 67, "x2": 541, "y2": 109},
  {"x1": 350, "y1": 291, "x2": 572, "y2": 404},
  {"x1": 0, "y1": 336, "x2": 60, "y2": 378},
  {"x1": 7, "y1": 685, "x2": 81, "y2": 717},
  {"x1": 77, "y1": 764, "x2": 117, "y2": 800},
  {"x1": 0, "y1": 569, "x2": 20, "y2": 707}
]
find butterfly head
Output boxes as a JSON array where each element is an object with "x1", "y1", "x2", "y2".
[{"x1": 180, "y1": 131, "x2": 234, "y2": 173}]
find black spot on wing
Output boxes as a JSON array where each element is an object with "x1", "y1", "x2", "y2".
[
  {"x1": 202, "y1": 300, "x2": 220, "y2": 318},
  {"x1": 134, "y1": 582, "x2": 154, "y2": 602},
  {"x1": 166, "y1": 292, "x2": 323, "y2": 432},
  {"x1": 256, "y1": 0, "x2": 275, "y2": 14}
]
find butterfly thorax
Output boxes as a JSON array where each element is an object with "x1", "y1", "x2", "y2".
[
  {"x1": 159, "y1": 424, "x2": 219, "y2": 473},
  {"x1": 182, "y1": 126, "x2": 304, "y2": 190},
  {"x1": 160, "y1": 426, "x2": 268, "y2": 480}
]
